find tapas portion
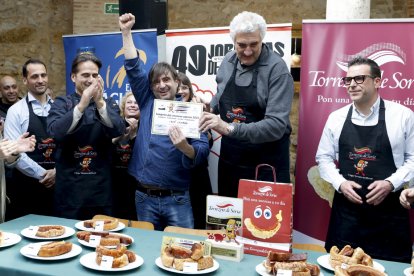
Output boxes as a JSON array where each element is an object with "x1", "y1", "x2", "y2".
[
  {"x1": 335, "y1": 264, "x2": 387, "y2": 276},
  {"x1": 316, "y1": 245, "x2": 385, "y2": 273},
  {"x1": 20, "y1": 241, "x2": 82, "y2": 260},
  {"x1": 157, "y1": 236, "x2": 218, "y2": 274},
  {"x1": 161, "y1": 243, "x2": 215, "y2": 271},
  {"x1": 76, "y1": 231, "x2": 133, "y2": 248},
  {"x1": 329, "y1": 245, "x2": 373, "y2": 268},
  {"x1": 20, "y1": 225, "x2": 75, "y2": 240},
  {"x1": 79, "y1": 244, "x2": 144, "y2": 271},
  {"x1": 260, "y1": 251, "x2": 321, "y2": 275},
  {"x1": 75, "y1": 219, "x2": 125, "y2": 232}
]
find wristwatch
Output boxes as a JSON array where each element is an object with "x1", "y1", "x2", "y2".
[{"x1": 226, "y1": 123, "x2": 235, "y2": 135}]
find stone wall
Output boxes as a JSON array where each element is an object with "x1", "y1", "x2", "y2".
[
  {"x1": 0, "y1": 0, "x2": 73, "y2": 97},
  {"x1": 0, "y1": 0, "x2": 411, "y2": 183}
]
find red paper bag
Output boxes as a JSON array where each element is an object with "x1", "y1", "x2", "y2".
[{"x1": 237, "y1": 164, "x2": 293, "y2": 256}]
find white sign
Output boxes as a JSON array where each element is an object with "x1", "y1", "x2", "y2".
[
  {"x1": 152, "y1": 99, "x2": 203, "y2": 139},
  {"x1": 206, "y1": 195, "x2": 243, "y2": 226}
]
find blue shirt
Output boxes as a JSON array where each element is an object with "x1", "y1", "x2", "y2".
[
  {"x1": 124, "y1": 57, "x2": 209, "y2": 190},
  {"x1": 4, "y1": 93, "x2": 53, "y2": 179}
]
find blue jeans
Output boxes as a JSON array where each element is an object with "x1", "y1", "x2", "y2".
[{"x1": 135, "y1": 190, "x2": 194, "y2": 231}]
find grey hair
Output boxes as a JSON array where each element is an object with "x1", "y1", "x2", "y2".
[{"x1": 229, "y1": 11, "x2": 267, "y2": 42}]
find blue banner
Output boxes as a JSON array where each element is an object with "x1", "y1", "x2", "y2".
[{"x1": 63, "y1": 30, "x2": 158, "y2": 103}]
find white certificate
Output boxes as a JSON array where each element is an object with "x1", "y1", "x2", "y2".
[{"x1": 152, "y1": 99, "x2": 203, "y2": 139}]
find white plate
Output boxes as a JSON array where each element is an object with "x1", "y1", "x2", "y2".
[
  {"x1": 79, "y1": 252, "x2": 144, "y2": 271},
  {"x1": 255, "y1": 262, "x2": 325, "y2": 276},
  {"x1": 0, "y1": 232, "x2": 22, "y2": 248},
  {"x1": 404, "y1": 267, "x2": 413, "y2": 276},
  {"x1": 20, "y1": 242, "x2": 82, "y2": 260},
  {"x1": 20, "y1": 225, "x2": 75, "y2": 240},
  {"x1": 75, "y1": 221, "x2": 125, "y2": 232},
  {"x1": 78, "y1": 233, "x2": 134, "y2": 248},
  {"x1": 316, "y1": 254, "x2": 385, "y2": 272},
  {"x1": 155, "y1": 256, "x2": 219, "y2": 274}
]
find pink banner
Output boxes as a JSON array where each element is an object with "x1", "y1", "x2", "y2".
[{"x1": 295, "y1": 20, "x2": 414, "y2": 241}]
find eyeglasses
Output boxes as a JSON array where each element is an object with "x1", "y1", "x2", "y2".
[{"x1": 341, "y1": 75, "x2": 376, "y2": 86}]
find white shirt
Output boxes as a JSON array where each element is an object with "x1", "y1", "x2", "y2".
[
  {"x1": 4, "y1": 93, "x2": 53, "y2": 180},
  {"x1": 316, "y1": 97, "x2": 414, "y2": 191}
]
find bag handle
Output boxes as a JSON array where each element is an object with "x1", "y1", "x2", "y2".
[{"x1": 255, "y1": 164, "x2": 276, "y2": 183}]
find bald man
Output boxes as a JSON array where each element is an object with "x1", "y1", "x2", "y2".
[{"x1": 0, "y1": 76, "x2": 20, "y2": 119}]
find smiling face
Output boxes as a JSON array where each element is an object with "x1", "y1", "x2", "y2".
[
  {"x1": 23, "y1": 64, "x2": 48, "y2": 96},
  {"x1": 71, "y1": 61, "x2": 99, "y2": 95},
  {"x1": 234, "y1": 30, "x2": 263, "y2": 66},
  {"x1": 177, "y1": 84, "x2": 191, "y2": 102},
  {"x1": 346, "y1": 64, "x2": 380, "y2": 108},
  {"x1": 152, "y1": 71, "x2": 179, "y2": 100},
  {"x1": 124, "y1": 94, "x2": 140, "y2": 119},
  {"x1": 0, "y1": 76, "x2": 19, "y2": 104}
]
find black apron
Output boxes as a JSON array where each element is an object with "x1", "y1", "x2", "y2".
[
  {"x1": 111, "y1": 120, "x2": 137, "y2": 220},
  {"x1": 54, "y1": 95, "x2": 113, "y2": 220},
  {"x1": 325, "y1": 99, "x2": 411, "y2": 263},
  {"x1": 217, "y1": 60, "x2": 290, "y2": 198},
  {"x1": 7, "y1": 97, "x2": 56, "y2": 219}
]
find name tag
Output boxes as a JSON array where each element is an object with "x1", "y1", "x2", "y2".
[
  {"x1": 28, "y1": 225, "x2": 39, "y2": 234},
  {"x1": 183, "y1": 262, "x2": 198, "y2": 273},
  {"x1": 100, "y1": 255, "x2": 114, "y2": 268},
  {"x1": 89, "y1": 235, "x2": 101, "y2": 247},
  {"x1": 276, "y1": 269, "x2": 293, "y2": 276},
  {"x1": 94, "y1": 221, "x2": 104, "y2": 231},
  {"x1": 26, "y1": 243, "x2": 41, "y2": 256}
]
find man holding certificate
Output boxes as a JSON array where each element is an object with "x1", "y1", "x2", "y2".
[{"x1": 119, "y1": 13, "x2": 210, "y2": 231}]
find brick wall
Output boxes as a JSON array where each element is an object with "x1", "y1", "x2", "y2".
[{"x1": 73, "y1": 0, "x2": 119, "y2": 34}]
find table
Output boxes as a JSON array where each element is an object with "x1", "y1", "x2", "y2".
[{"x1": 0, "y1": 214, "x2": 410, "y2": 275}]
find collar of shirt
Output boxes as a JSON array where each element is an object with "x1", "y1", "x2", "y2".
[
  {"x1": 26, "y1": 92, "x2": 53, "y2": 117},
  {"x1": 27, "y1": 92, "x2": 53, "y2": 105},
  {"x1": 352, "y1": 96, "x2": 380, "y2": 121}
]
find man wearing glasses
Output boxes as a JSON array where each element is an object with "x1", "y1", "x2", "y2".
[{"x1": 316, "y1": 56, "x2": 414, "y2": 262}]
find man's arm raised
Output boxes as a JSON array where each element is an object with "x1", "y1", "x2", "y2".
[{"x1": 119, "y1": 13, "x2": 138, "y2": 60}]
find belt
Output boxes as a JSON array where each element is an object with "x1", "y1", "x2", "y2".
[{"x1": 136, "y1": 185, "x2": 185, "y2": 197}]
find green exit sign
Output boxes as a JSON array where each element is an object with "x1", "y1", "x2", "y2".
[{"x1": 104, "y1": 3, "x2": 119, "y2": 14}]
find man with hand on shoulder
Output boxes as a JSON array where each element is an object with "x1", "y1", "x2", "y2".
[
  {"x1": 316, "y1": 57, "x2": 414, "y2": 262},
  {"x1": 199, "y1": 11, "x2": 294, "y2": 198},
  {"x1": 119, "y1": 13, "x2": 209, "y2": 230}
]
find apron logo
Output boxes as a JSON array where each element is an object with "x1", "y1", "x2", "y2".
[
  {"x1": 226, "y1": 106, "x2": 246, "y2": 123},
  {"x1": 347, "y1": 146, "x2": 376, "y2": 180},
  {"x1": 348, "y1": 146, "x2": 376, "y2": 161},
  {"x1": 80, "y1": 157, "x2": 92, "y2": 172},
  {"x1": 43, "y1": 148, "x2": 54, "y2": 162},
  {"x1": 38, "y1": 137, "x2": 56, "y2": 164},
  {"x1": 120, "y1": 153, "x2": 130, "y2": 164},
  {"x1": 116, "y1": 144, "x2": 131, "y2": 166},
  {"x1": 354, "y1": 160, "x2": 368, "y2": 176},
  {"x1": 74, "y1": 145, "x2": 97, "y2": 175}
]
